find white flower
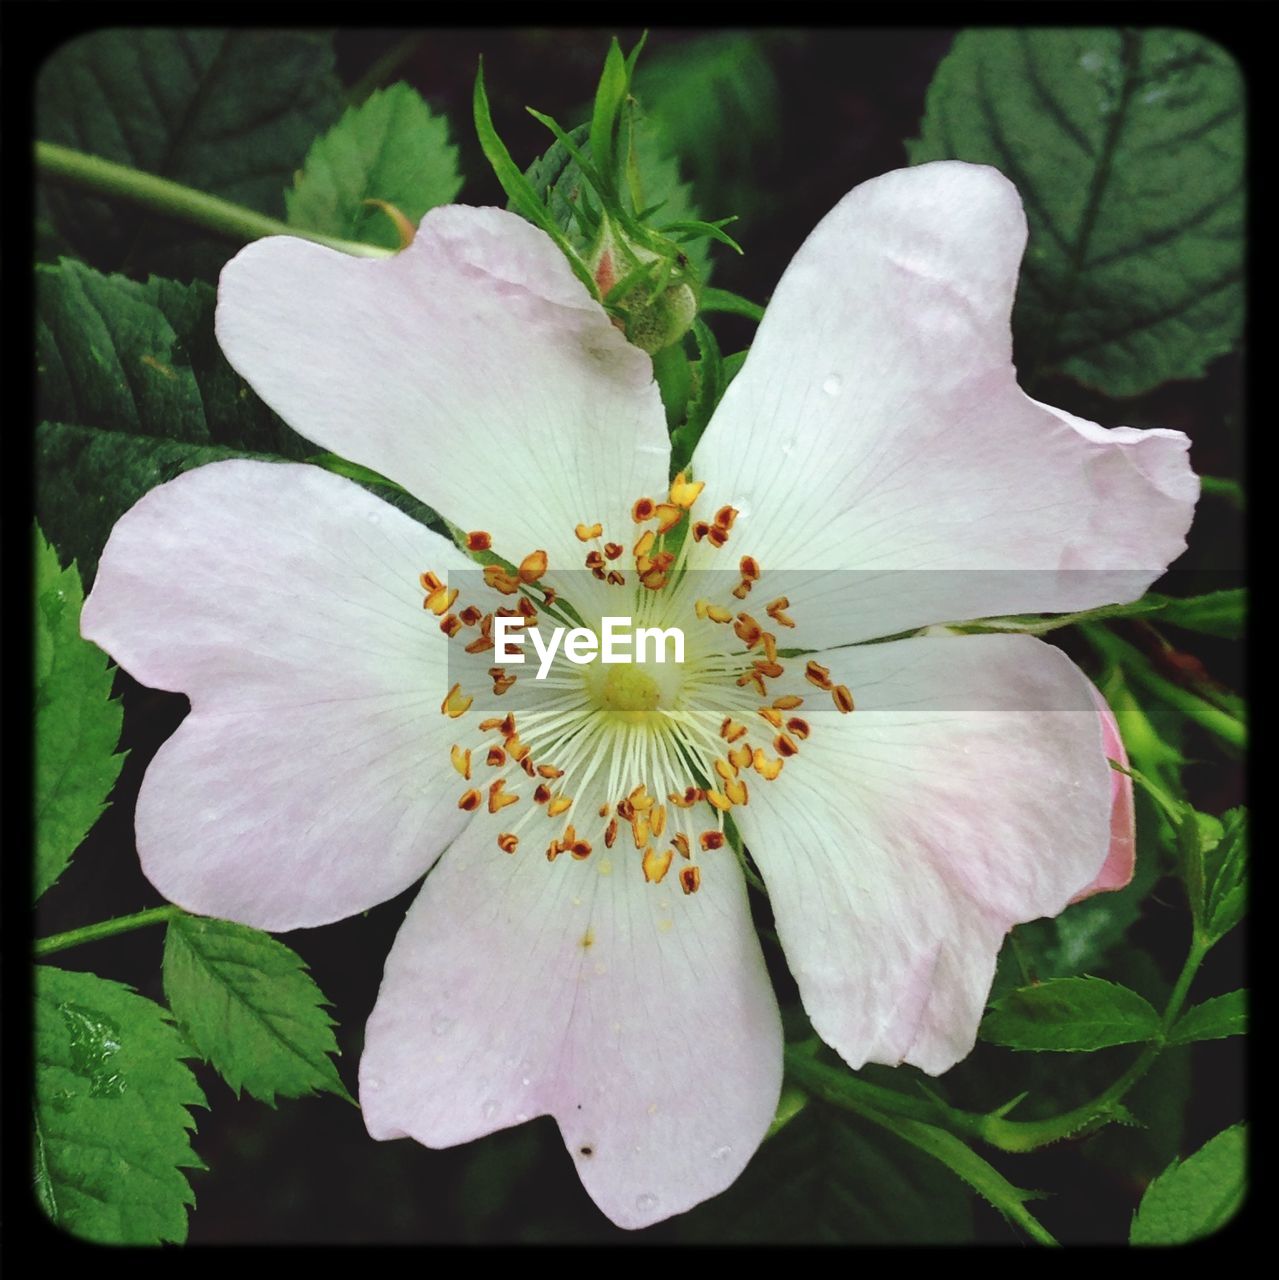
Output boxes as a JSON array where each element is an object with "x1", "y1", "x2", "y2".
[{"x1": 82, "y1": 162, "x2": 1197, "y2": 1228}]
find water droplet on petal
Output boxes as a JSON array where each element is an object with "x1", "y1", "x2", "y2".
[
  {"x1": 521, "y1": 1076, "x2": 531, "y2": 1086},
  {"x1": 636, "y1": 1193, "x2": 659, "y2": 1213},
  {"x1": 822, "y1": 374, "x2": 843, "y2": 397},
  {"x1": 482, "y1": 1099, "x2": 499, "y2": 1120}
]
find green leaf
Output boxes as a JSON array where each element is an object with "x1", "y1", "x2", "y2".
[
  {"x1": 908, "y1": 29, "x2": 1243, "y2": 395},
  {"x1": 700, "y1": 286, "x2": 765, "y2": 322},
  {"x1": 34, "y1": 525, "x2": 125, "y2": 900},
  {"x1": 163, "y1": 914, "x2": 352, "y2": 1106},
  {"x1": 589, "y1": 37, "x2": 630, "y2": 188},
  {"x1": 671, "y1": 318, "x2": 723, "y2": 472},
  {"x1": 680, "y1": 1103, "x2": 973, "y2": 1243},
  {"x1": 285, "y1": 82, "x2": 462, "y2": 250},
  {"x1": 1170, "y1": 991, "x2": 1247, "y2": 1045},
  {"x1": 1152, "y1": 588, "x2": 1246, "y2": 639},
  {"x1": 36, "y1": 258, "x2": 310, "y2": 582},
  {"x1": 34, "y1": 965, "x2": 205, "y2": 1244},
  {"x1": 1204, "y1": 807, "x2": 1247, "y2": 944},
  {"x1": 1130, "y1": 1124, "x2": 1246, "y2": 1244},
  {"x1": 981, "y1": 976, "x2": 1162, "y2": 1051},
  {"x1": 36, "y1": 29, "x2": 341, "y2": 277}
]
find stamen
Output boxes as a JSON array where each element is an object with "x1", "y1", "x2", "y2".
[
  {"x1": 679, "y1": 866, "x2": 702, "y2": 895},
  {"x1": 441, "y1": 684, "x2": 473, "y2": 718},
  {"x1": 632, "y1": 498, "x2": 656, "y2": 522},
  {"x1": 458, "y1": 789, "x2": 482, "y2": 812},
  {"x1": 699, "y1": 831, "x2": 725, "y2": 852},
  {"x1": 450, "y1": 745, "x2": 472, "y2": 780},
  {"x1": 488, "y1": 780, "x2": 519, "y2": 814},
  {"x1": 832, "y1": 684, "x2": 855, "y2": 713},
  {"x1": 465, "y1": 531, "x2": 493, "y2": 552},
  {"x1": 575, "y1": 522, "x2": 603, "y2": 541},
  {"x1": 518, "y1": 550, "x2": 548, "y2": 583},
  {"x1": 498, "y1": 833, "x2": 519, "y2": 854},
  {"x1": 669, "y1": 472, "x2": 705, "y2": 509},
  {"x1": 642, "y1": 846, "x2": 673, "y2": 884}
]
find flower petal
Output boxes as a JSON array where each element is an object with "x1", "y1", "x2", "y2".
[
  {"x1": 81, "y1": 460, "x2": 478, "y2": 929},
  {"x1": 1071, "y1": 682, "x2": 1136, "y2": 902},
  {"x1": 215, "y1": 207, "x2": 669, "y2": 577},
  {"x1": 360, "y1": 816, "x2": 783, "y2": 1230},
  {"x1": 690, "y1": 162, "x2": 1197, "y2": 645},
  {"x1": 734, "y1": 633, "x2": 1111, "y2": 1075}
]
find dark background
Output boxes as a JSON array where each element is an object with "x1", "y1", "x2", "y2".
[{"x1": 32, "y1": 27, "x2": 1245, "y2": 1244}]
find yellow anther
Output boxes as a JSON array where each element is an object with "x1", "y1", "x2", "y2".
[
  {"x1": 752, "y1": 748, "x2": 784, "y2": 781},
  {"x1": 486, "y1": 746, "x2": 507, "y2": 768},
  {"x1": 654, "y1": 503, "x2": 684, "y2": 534},
  {"x1": 629, "y1": 785, "x2": 655, "y2": 811},
  {"x1": 773, "y1": 694, "x2": 804, "y2": 710},
  {"x1": 488, "y1": 780, "x2": 519, "y2": 814},
  {"x1": 762, "y1": 632, "x2": 779, "y2": 663},
  {"x1": 497, "y1": 833, "x2": 519, "y2": 854},
  {"x1": 631, "y1": 815, "x2": 651, "y2": 850},
  {"x1": 725, "y1": 777, "x2": 749, "y2": 806},
  {"x1": 706, "y1": 604, "x2": 733, "y2": 624},
  {"x1": 575, "y1": 522, "x2": 603, "y2": 542},
  {"x1": 679, "y1": 866, "x2": 702, "y2": 895},
  {"x1": 731, "y1": 582, "x2": 752, "y2": 600},
  {"x1": 729, "y1": 743, "x2": 753, "y2": 771},
  {"x1": 450, "y1": 744, "x2": 472, "y2": 781},
  {"x1": 570, "y1": 839, "x2": 593, "y2": 861},
  {"x1": 518, "y1": 549, "x2": 548, "y2": 583},
  {"x1": 506, "y1": 736, "x2": 531, "y2": 762},
  {"x1": 425, "y1": 585, "x2": 458, "y2": 616},
  {"x1": 758, "y1": 706, "x2": 784, "y2": 728},
  {"x1": 720, "y1": 717, "x2": 748, "y2": 742},
  {"x1": 633, "y1": 529, "x2": 656, "y2": 559},
  {"x1": 465, "y1": 531, "x2": 493, "y2": 552},
  {"x1": 706, "y1": 789, "x2": 732, "y2": 812},
  {"x1": 441, "y1": 684, "x2": 473, "y2": 718},
  {"x1": 533, "y1": 783, "x2": 552, "y2": 805},
  {"x1": 805, "y1": 660, "x2": 833, "y2": 689},
  {"x1": 605, "y1": 818, "x2": 619, "y2": 848},
  {"x1": 754, "y1": 659, "x2": 784, "y2": 679},
  {"x1": 546, "y1": 794, "x2": 573, "y2": 818},
  {"x1": 669, "y1": 472, "x2": 705, "y2": 509},
  {"x1": 668, "y1": 787, "x2": 702, "y2": 808},
  {"x1": 739, "y1": 555, "x2": 760, "y2": 581},
  {"x1": 420, "y1": 570, "x2": 443, "y2": 593},
  {"x1": 483, "y1": 564, "x2": 520, "y2": 595},
  {"x1": 651, "y1": 805, "x2": 667, "y2": 838},
  {"x1": 440, "y1": 613, "x2": 463, "y2": 637},
  {"x1": 714, "y1": 757, "x2": 737, "y2": 783},
  {"x1": 766, "y1": 597, "x2": 796, "y2": 628},
  {"x1": 642, "y1": 846, "x2": 674, "y2": 885},
  {"x1": 536, "y1": 763, "x2": 564, "y2": 779},
  {"x1": 672, "y1": 832, "x2": 691, "y2": 859},
  {"x1": 833, "y1": 684, "x2": 855, "y2": 713}
]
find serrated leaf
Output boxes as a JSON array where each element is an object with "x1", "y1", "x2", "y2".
[
  {"x1": 1204, "y1": 807, "x2": 1247, "y2": 944},
  {"x1": 36, "y1": 29, "x2": 342, "y2": 278},
  {"x1": 1170, "y1": 991, "x2": 1247, "y2": 1045},
  {"x1": 908, "y1": 29, "x2": 1242, "y2": 395},
  {"x1": 163, "y1": 914, "x2": 352, "y2": 1106},
  {"x1": 1130, "y1": 1124, "x2": 1246, "y2": 1244},
  {"x1": 981, "y1": 976, "x2": 1162, "y2": 1051},
  {"x1": 680, "y1": 1103, "x2": 973, "y2": 1243},
  {"x1": 36, "y1": 258, "x2": 310, "y2": 583},
  {"x1": 34, "y1": 965, "x2": 206, "y2": 1244},
  {"x1": 1152, "y1": 588, "x2": 1246, "y2": 639},
  {"x1": 286, "y1": 82, "x2": 462, "y2": 250},
  {"x1": 34, "y1": 525, "x2": 125, "y2": 900}
]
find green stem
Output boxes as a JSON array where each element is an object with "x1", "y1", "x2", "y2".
[
  {"x1": 36, "y1": 142, "x2": 391, "y2": 259},
  {"x1": 35, "y1": 906, "x2": 181, "y2": 957},
  {"x1": 1082, "y1": 624, "x2": 1246, "y2": 749}
]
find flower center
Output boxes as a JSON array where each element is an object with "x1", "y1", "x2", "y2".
[{"x1": 420, "y1": 471, "x2": 856, "y2": 895}]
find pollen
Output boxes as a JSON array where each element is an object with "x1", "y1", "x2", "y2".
[
  {"x1": 458, "y1": 789, "x2": 482, "y2": 812},
  {"x1": 773, "y1": 694, "x2": 804, "y2": 710},
  {"x1": 753, "y1": 749, "x2": 784, "y2": 781},
  {"x1": 832, "y1": 684, "x2": 855, "y2": 713},
  {"x1": 699, "y1": 830, "x2": 725, "y2": 852},
  {"x1": 546, "y1": 794, "x2": 574, "y2": 818},
  {"x1": 766, "y1": 597, "x2": 796, "y2": 628},
  {"x1": 497, "y1": 833, "x2": 519, "y2": 854},
  {"x1": 450, "y1": 744, "x2": 472, "y2": 780},
  {"x1": 679, "y1": 866, "x2": 702, "y2": 895},
  {"x1": 805, "y1": 660, "x2": 833, "y2": 690},
  {"x1": 706, "y1": 789, "x2": 732, "y2": 812},
  {"x1": 654, "y1": 503, "x2": 684, "y2": 534},
  {"x1": 720, "y1": 717, "x2": 748, "y2": 742},
  {"x1": 424, "y1": 585, "x2": 458, "y2": 615},
  {"x1": 575, "y1": 522, "x2": 603, "y2": 542},
  {"x1": 725, "y1": 777, "x2": 749, "y2": 806},
  {"x1": 483, "y1": 564, "x2": 520, "y2": 595},
  {"x1": 729, "y1": 743, "x2": 753, "y2": 771},
  {"x1": 671, "y1": 832, "x2": 691, "y2": 859},
  {"x1": 465, "y1": 531, "x2": 493, "y2": 552}
]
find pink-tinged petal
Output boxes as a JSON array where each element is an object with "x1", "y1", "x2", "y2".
[
  {"x1": 1071, "y1": 682, "x2": 1136, "y2": 902},
  {"x1": 735, "y1": 634, "x2": 1111, "y2": 1075},
  {"x1": 81, "y1": 460, "x2": 478, "y2": 929},
  {"x1": 690, "y1": 162, "x2": 1198, "y2": 645},
  {"x1": 360, "y1": 814, "x2": 783, "y2": 1230},
  {"x1": 215, "y1": 207, "x2": 669, "y2": 577}
]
